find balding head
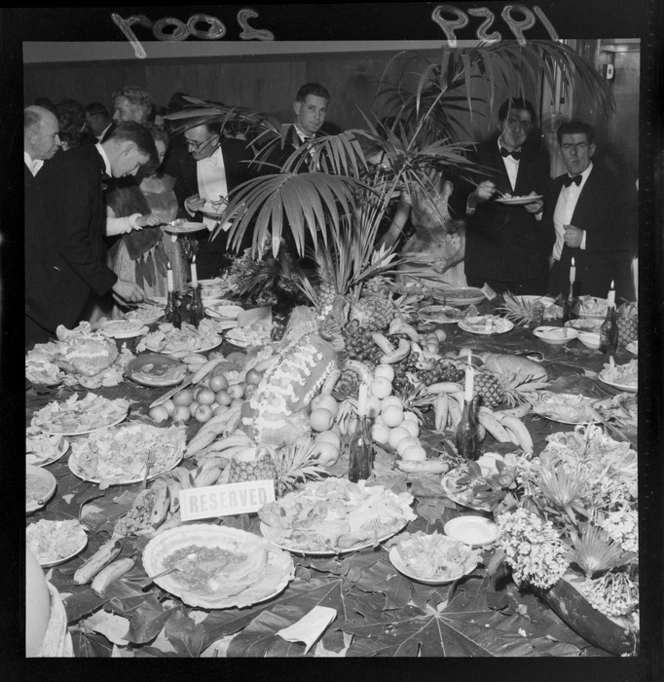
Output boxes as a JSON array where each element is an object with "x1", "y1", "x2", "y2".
[{"x1": 24, "y1": 105, "x2": 61, "y2": 160}]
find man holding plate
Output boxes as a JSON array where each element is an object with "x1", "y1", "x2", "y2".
[{"x1": 455, "y1": 98, "x2": 553, "y2": 295}]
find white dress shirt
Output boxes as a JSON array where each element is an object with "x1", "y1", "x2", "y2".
[
  {"x1": 498, "y1": 138, "x2": 520, "y2": 191},
  {"x1": 24, "y1": 151, "x2": 43, "y2": 177},
  {"x1": 197, "y1": 146, "x2": 229, "y2": 230},
  {"x1": 552, "y1": 162, "x2": 593, "y2": 261}
]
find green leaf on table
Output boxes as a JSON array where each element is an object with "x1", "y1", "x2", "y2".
[
  {"x1": 71, "y1": 629, "x2": 114, "y2": 658},
  {"x1": 414, "y1": 496, "x2": 455, "y2": 525},
  {"x1": 163, "y1": 609, "x2": 210, "y2": 657},
  {"x1": 227, "y1": 607, "x2": 309, "y2": 657},
  {"x1": 125, "y1": 602, "x2": 179, "y2": 645},
  {"x1": 62, "y1": 588, "x2": 106, "y2": 624}
]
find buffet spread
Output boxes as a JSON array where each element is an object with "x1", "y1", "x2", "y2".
[{"x1": 25, "y1": 284, "x2": 639, "y2": 658}]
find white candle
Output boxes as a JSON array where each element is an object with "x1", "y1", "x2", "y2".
[
  {"x1": 607, "y1": 280, "x2": 615, "y2": 308},
  {"x1": 191, "y1": 255, "x2": 198, "y2": 288},
  {"x1": 167, "y1": 261, "x2": 174, "y2": 292},
  {"x1": 464, "y1": 365, "x2": 474, "y2": 402},
  {"x1": 569, "y1": 257, "x2": 576, "y2": 285},
  {"x1": 357, "y1": 383, "x2": 368, "y2": 417}
]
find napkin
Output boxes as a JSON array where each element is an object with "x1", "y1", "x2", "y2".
[{"x1": 276, "y1": 606, "x2": 337, "y2": 654}]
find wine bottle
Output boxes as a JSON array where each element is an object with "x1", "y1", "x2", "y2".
[
  {"x1": 188, "y1": 284, "x2": 205, "y2": 328},
  {"x1": 599, "y1": 303, "x2": 618, "y2": 354},
  {"x1": 455, "y1": 395, "x2": 481, "y2": 461},
  {"x1": 164, "y1": 291, "x2": 181, "y2": 329},
  {"x1": 561, "y1": 280, "x2": 578, "y2": 325},
  {"x1": 348, "y1": 415, "x2": 373, "y2": 483}
]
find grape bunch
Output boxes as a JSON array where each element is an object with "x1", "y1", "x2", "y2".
[
  {"x1": 342, "y1": 320, "x2": 383, "y2": 364},
  {"x1": 271, "y1": 312, "x2": 288, "y2": 342},
  {"x1": 392, "y1": 348, "x2": 464, "y2": 395}
]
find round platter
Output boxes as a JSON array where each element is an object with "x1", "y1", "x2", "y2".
[
  {"x1": 126, "y1": 353, "x2": 188, "y2": 388},
  {"x1": 494, "y1": 194, "x2": 543, "y2": 205},
  {"x1": 145, "y1": 336, "x2": 222, "y2": 355},
  {"x1": 458, "y1": 315, "x2": 514, "y2": 335},
  {"x1": 26, "y1": 434, "x2": 70, "y2": 467},
  {"x1": 26, "y1": 519, "x2": 88, "y2": 567},
  {"x1": 32, "y1": 396, "x2": 130, "y2": 436},
  {"x1": 260, "y1": 521, "x2": 407, "y2": 557},
  {"x1": 432, "y1": 287, "x2": 486, "y2": 307},
  {"x1": 162, "y1": 221, "x2": 207, "y2": 235},
  {"x1": 444, "y1": 516, "x2": 499, "y2": 547},
  {"x1": 99, "y1": 320, "x2": 149, "y2": 339},
  {"x1": 441, "y1": 468, "x2": 493, "y2": 512},
  {"x1": 142, "y1": 524, "x2": 295, "y2": 609},
  {"x1": 532, "y1": 392, "x2": 600, "y2": 424},
  {"x1": 205, "y1": 303, "x2": 244, "y2": 320},
  {"x1": 224, "y1": 328, "x2": 272, "y2": 348},
  {"x1": 533, "y1": 325, "x2": 578, "y2": 345},
  {"x1": 418, "y1": 305, "x2": 465, "y2": 324},
  {"x1": 26, "y1": 465, "x2": 57, "y2": 513},
  {"x1": 598, "y1": 374, "x2": 637, "y2": 393}
]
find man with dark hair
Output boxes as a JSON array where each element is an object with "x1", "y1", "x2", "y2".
[
  {"x1": 163, "y1": 120, "x2": 256, "y2": 279},
  {"x1": 84, "y1": 102, "x2": 113, "y2": 142},
  {"x1": 545, "y1": 120, "x2": 635, "y2": 301},
  {"x1": 456, "y1": 97, "x2": 552, "y2": 294},
  {"x1": 25, "y1": 122, "x2": 159, "y2": 346},
  {"x1": 24, "y1": 105, "x2": 61, "y2": 187}
]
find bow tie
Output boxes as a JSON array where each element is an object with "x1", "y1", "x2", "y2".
[
  {"x1": 500, "y1": 147, "x2": 521, "y2": 161},
  {"x1": 563, "y1": 174, "x2": 582, "y2": 187}
]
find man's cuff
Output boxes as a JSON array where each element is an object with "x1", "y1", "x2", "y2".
[{"x1": 580, "y1": 230, "x2": 587, "y2": 250}]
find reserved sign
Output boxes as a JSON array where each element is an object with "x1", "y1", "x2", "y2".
[{"x1": 179, "y1": 479, "x2": 275, "y2": 521}]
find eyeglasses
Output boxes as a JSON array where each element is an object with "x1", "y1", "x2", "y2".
[
  {"x1": 561, "y1": 142, "x2": 589, "y2": 153},
  {"x1": 185, "y1": 135, "x2": 216, "y2": 151},
  {"x1": 506, "y1": 118, "x2": 533, "y2": 130}
]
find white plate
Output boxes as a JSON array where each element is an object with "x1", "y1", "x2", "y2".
[
  {"x1": 565, "y1": 318, "x2": 603, "y2": 332},
  {"x1": 577, "y1": 331, "x2": 601, "y2": 350},
  {"x1": 145, "y1": 337, "x2": 222, "y2": 355},
  {"x1": 432, "y1": 288, "x2": 486, "y2": 307},
  {"x1": 388, "y1": 536, "x2": 480, "y2": 585},
  {"x1": 224, "y1": 328, "x2": 271, "y2": 348},
  {"x1": 260, "y1": 521, "x2": 407, "y2": 557},
  {"x1": 67, "y1": 423, "x2": 185, "y2": 486},
  {"x1": 441, "y1": 468, "x2": 493, "y2": 512},
  {"x1": 418, "y1": 305, "x2": 465, "y2": 324},
  {"x1": 126, "y1": 353, "x2": 188, "y2": 388},
  {"x1": 458, "y1": 316, "x2": 514, "y2": 335},
  {"x1": 142, "y1": 524, "x2": 295, "y2": 609},
  {"x1": 598, "y1": 374, "x2": 637, "y2": 393},
  {"x1": 577, "y1": 296, "x2": 608, "y2": 319},
  {"x1": 26, "y1": 465, "x2": 57, "y2": 513},
  {"x1": 532, "y1": 392, "x2": 600, "y2": 424},
  {"x1": 533, "y1": 325, "x2": 578, "y2": 345},
  {"x1": 206, "y1": 304, "x2": 244, "y2": 320},
  {"x1": 32, "y1": 396, "x2": 130, "y2": 436},
  {"x1": 162, "y1": 221, "x2": 207, "y2": 234},
  {"x1": 515, "y1": 295, "x2": 556, "y2": 307},
  {"x1": 26, "y1": 435, "x2": 70, "y2": 467},
  {"x1": 626, "y1": 341, "x2": 638, "y2": 356},
  {"x1": 26, "y1": 519, "x2": 88, "y2": 567},
  {"x1": 100, "y1": 323, "x2": 149, "y2": 339},
  {"x1": 444, "y1": 516, "x2": 499, "y2": 547},
  {"x1": 40, "y1": 411, "x2": 128, "y2": 437},
  {"x1": 494, "y1": 194, "x2": 543, "y2": 206}
]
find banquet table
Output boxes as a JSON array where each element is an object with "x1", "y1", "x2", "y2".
[{"x1": 25, "y1": 302, "x2": 637, "y2": 658}]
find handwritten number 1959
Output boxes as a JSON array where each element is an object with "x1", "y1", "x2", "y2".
[{"x1": 432, "y1": 4, "x2": 559, "y2": 47}]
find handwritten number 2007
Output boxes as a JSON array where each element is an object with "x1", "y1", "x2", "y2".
[{"x1": 432, "y1": 4, "x2": 559, "y2": 47}]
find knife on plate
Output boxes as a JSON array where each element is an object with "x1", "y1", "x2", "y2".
[{"x1": 149, "y1": 373, "x2": 195, "y2": 408}]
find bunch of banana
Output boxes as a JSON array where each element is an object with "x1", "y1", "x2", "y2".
[
  {"x1": 489, "y1": 404, "x2": 534, "y2": 455},
  {"x1": 185, "y1": 404, "x2": 243, "y2": 457},
  {"x1": 168, "y1": 350, "x2": 224, "y2": 378}
]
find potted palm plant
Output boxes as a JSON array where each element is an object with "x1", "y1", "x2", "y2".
[{"x1": 163, "y1": 39, "x2": 612, "y2": 318}]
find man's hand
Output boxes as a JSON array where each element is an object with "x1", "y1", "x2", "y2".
[
  {"x1": 135, "y1": 214, "x2": 162, "y2": 228},
  {"x1": 468, "y1": 181, "x2": 496, "y2": 211},
  {"x1": 185, "y1": 194, "x2": 206, "y2": 214},
  {"x1": 563, "y1": 224, "x2": 584, "y2": 248},
  {"x1": 524, "y1": 198, "x2": 544, "y2": 214},
  {"x1": 112, "y1": 279, "x2": 145, "y2": 304}
]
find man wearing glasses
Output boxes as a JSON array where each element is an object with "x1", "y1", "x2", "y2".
[
  {"x1": 165, "y1": 120, "x2": 255, "y2": 278},
  {"x1": 457, "y1": 97, "x2": 552, "y2": 295},
  {"x1": 544, "y1": 120, "x2": 635, "y2": 301}
]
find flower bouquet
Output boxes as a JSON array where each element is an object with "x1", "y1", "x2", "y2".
[{"x1": 487, "y1": 424, "x2": 639, "y2": 656}]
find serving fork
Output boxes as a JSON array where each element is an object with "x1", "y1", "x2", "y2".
[{"x1": 142, "y1": 448, "x2": 156, "y2": 489}]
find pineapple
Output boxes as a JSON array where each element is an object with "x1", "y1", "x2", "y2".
[
  {"x1": 616, "y1": 301, "x2": 638, "y2": 347},
  {"x1": 497, "y1": 291, "x2": 559, "y2": 327},
  {"x1": 227, "y1": 447, "x2": 278, "y2": 483},
  {"x1": 474, "y1": 369, "x2": 548, "y2": 408}
]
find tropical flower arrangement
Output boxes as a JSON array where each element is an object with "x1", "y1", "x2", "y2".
[{"x1": 488, "y1": 424, "x2": 639, "y2": 638}]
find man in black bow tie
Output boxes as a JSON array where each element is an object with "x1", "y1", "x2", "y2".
[
  {"x1": 25, "y1": 122, "x2": 159, "y2": 347},
  {"x1": 453, "y1": 97, "x2": 552, "y2": 294},
  {"x1": 544, "y1": 120, "x2": 635, "y2": 300}
]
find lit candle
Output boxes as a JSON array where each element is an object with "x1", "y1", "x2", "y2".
[
  {"x1": 191, "y1": 255, "x2": 198, "y2": 288},
  {"x1": 569, "y1": 257, "x2": 576, "y2": 285},
  {"x1": 357, "y1": 383, "x2": 368, "y2": 417},
  {"x1": 464, "y1": 364, "x2": 474, "y2": 402},
  {"x1": 607, "y1": 280, "x2": 615, "y2": 308},
  {"x1": 167, "y1": 261, "x2": 173, "y2": 292}
]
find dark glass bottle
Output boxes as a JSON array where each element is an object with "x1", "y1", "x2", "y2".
[
  {"x1": 164, "y1": 291, "x2": 182, "y2": 329},
  {"x1": 189, "y1": 285, "x2": 205, "y2": 328},
  {"x1": 599, "y1": 304, "x2": 618, "y2": 354},
  {"x1": 348, "y1": 416, "x2": 373, "y2": 483},
  {"x1": 455, "y1": 396, "x2": 481, "y2": 461},
  {"x1": 561, "y1": 281, "x2": 578, "y2": 325}
]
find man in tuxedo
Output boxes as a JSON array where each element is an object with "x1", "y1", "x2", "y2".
[
  {"x1": 84, "y1": 102, "x2": 113, "y2": 143},
  {"x1": 163, "y1": 120, "x2": 256, "y2": 279},
  {"x1": 24, "y1": 105, "x2": 61, "y2": 190},
  {"x1": 25, "y1": 122, "x2": 159, "y2": 347},
  {"x1": 545, "y1": 120, "x2": 635, "y2": 301},
  {"x1": 457, "y1": 98, "x2": 553, "y2": 295}
]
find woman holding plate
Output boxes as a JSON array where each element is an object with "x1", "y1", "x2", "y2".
[{"x1": 106, "y1": 124, "x2": 191, "y2": 299}]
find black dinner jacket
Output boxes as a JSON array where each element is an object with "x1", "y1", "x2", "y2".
[
  {"x1": 543, "y1": 164, "x2": 633, "y2": 300},
  {"x1": 457, "y1": 136, "x2": 552, "y2": 283},
  {"x1": 25, "y1": 144, "x2": 117, "y2": 333}
]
